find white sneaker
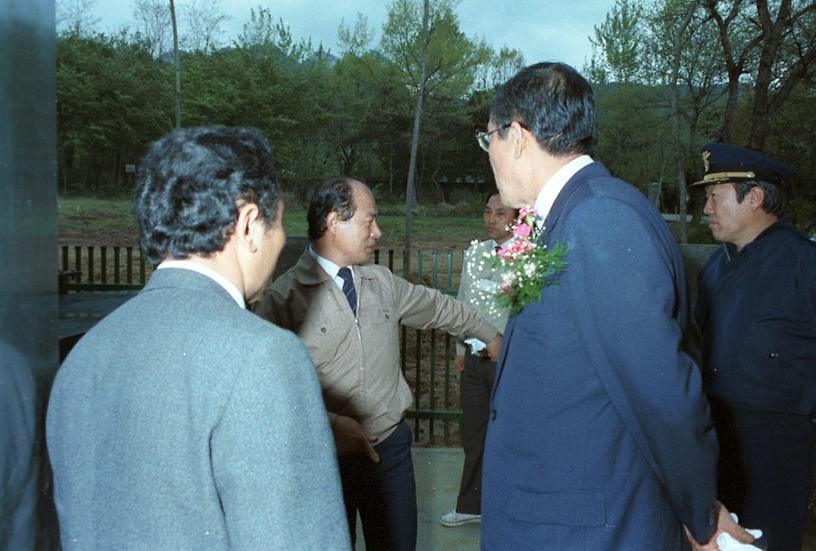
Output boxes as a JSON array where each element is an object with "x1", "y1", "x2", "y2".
[{"x1": 440, "y1": 509, "x2": 481, "y2": 527}]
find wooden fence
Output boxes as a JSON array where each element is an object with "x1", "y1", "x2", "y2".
[{"x1": 59, "y1": 244, "x2": 469, "y2": 446}]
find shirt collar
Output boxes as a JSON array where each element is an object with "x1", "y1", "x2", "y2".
[
  {"x1": 533, "y1": 155, "x2": 594, "y2": 228},
  {"x1": 496, "y1": 236, "x2": 515, "y2": 249},
  {"x1": 157, "y1": 259, "x2": 245, "y2": 308},
  {"x1": 309, "y1": 247, "x2": 352, "y2": 290}
]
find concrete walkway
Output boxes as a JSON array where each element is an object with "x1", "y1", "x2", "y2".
[
  {"x1": 354, "y1": 447, "x2": 816, "y2": 551},
  {"x1": 354, "y1": 447, "x2": 480, "y2": 551}
]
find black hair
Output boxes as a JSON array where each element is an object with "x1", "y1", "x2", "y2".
[
  {"x1": 307, "y1": 176, "x2": 358, "y2": 242},
  {"x1": 490, "y1": 62, "x2": 597, "y2": 156},
  {"x1": 733, "y1": 180, "x2": 784, "y2": 217},
  {"x1": 133, "y1": 126, "x2": 281, "y2": 264},
  {"x1": 484, "y1": 187, "x2": 520, "y2": 218},
  {"x1": 484, "y1": 188, "x2": 501, "y2": 205}
]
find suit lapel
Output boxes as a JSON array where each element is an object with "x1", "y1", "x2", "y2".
[
  {"x1": 492, "y1": 162, "x2": 610, "y2": 402},
  {"x1": 540, "y1": 162, "x2": 605, "y2": 241}
]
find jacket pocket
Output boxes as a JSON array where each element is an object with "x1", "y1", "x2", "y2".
[
  {"x1": 504, "y1": 489, "x2": 606, "y2": 527},
  {"x1": 299, "y1": 310, "x2": 348, "y2": 371}
]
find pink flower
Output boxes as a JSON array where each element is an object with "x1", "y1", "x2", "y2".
[
  {"x1": 518, "y1": 206, "x2": 535, "y2": 219},
  {"x1": 498, "y1": 281, "x2": 513, "y2": 294},
  {"x1": 513, "y1": 223, "x2": 532, "y2": 238}
]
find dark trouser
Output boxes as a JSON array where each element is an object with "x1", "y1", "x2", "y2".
[
  {"x1": 455, "y1": 351, "x2": 496, "y2": 514},
  {"x1": 338, "y1": 420, "x2": 417, "y2": 551},
  {"x1": 712, "y1": 401, "x2": 816, "y2": 551}
]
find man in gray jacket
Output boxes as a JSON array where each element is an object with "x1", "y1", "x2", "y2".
[
  {"x1": 255, "y1": 176, "x2": 500, "y2": 551},
  {"x1": 47, "y1": 127, "x2": 350, "y2": 550}
]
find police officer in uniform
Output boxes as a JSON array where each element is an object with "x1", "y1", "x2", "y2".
[{"x1": 693, "y1": 143, "x2": 816, "y2": 550}]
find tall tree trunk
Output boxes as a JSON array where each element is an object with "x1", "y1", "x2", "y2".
[
  {"x1": 113, "y1": 150, "x2": 122, "y2": 189},
  {"x1": 169, "y1": 0, "x2": 181, "y2": 128},
  {"x1": 403, "y1": 0, "x2": 429, "y2": 276},
  {"x1": 719, "y1": 79, "x2": 740, "y2": 144},
  {"x1": 688, "y1": 117, "x2": 704, "y2": 224},
  {"x1": 669, "y1": 1, "x2": 696, "y2": 244},
  {"x1": 704, "y1": 0, "x2": 756, "y2": 144},
  {"x1": 748, "y1": 0, "x2": 789, "y2": 149},
  {"x1": 388, "y1": 143, "x2": 394, "y2": 197}
]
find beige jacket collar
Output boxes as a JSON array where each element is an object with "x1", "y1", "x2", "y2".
[{"x1": 291, "y1": 250, "x2": 377, "y2": 286}]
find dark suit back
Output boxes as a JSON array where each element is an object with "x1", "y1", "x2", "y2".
[{"x1": 482, "y1": 163, "x2": 718, "y2": 550}]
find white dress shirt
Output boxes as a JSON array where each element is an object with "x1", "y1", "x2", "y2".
[
  {"x1": 533, "y1": 155, "x2": 594, "y2": 229},
  {"x1": 308, "y1": 247, "x2": 352, "y2": 291}
]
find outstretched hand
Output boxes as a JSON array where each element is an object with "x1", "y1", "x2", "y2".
[
  {"x1": 685, "y1": 501, "x2": 755, "y2": 551},
  {"x1": 332, "y1": 415, "x2": 380, "y2": 463}
]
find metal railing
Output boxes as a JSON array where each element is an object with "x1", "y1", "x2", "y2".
[{"x1": 59, "y1": 244, "x2": 468, "y2": 446}]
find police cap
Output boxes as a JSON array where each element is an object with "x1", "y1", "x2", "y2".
[{"x1": 690, "y1": 143, "x2": 794, "y2": 188}]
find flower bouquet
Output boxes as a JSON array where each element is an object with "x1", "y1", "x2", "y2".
[{"x1": 491, "y1": 206, "x2": 567, "y2": 315}]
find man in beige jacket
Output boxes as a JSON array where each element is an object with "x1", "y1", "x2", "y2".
[{"x1": 255, "y1": 176, "x2": 500, "y2": 551}]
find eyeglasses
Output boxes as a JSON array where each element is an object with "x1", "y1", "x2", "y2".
[
  {"x1": 476, "y1": 123, "x2": 512, "y2": 152},
  {"x1": 477, "y1": 122, "x2": 563, "y2": 152}
]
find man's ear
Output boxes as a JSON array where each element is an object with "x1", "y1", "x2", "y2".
[
  {"x1": 235, "y1": 203, "x2": 262, "y2": 252},
  {"x1": 325, "y1": 210, "x2": 339, "y2": 236},
  {"x1": 748, "y1": 186, "x2": 765, "y2": 211},
  {"x1": 510, "y1": 121, "x2": 526, "y2": 159}
]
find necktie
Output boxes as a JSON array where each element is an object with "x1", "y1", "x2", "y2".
[{"x1": 338, "y1": 267, "x2": 357, "y2": 315}]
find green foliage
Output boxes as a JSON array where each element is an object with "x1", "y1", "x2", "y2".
[
  {"x1": 54, "y1": 0, "x2": 816, "y2": 223},
  {"x1": 764, "y1": 87, "x2": 816, "y2": 232},
  {"x1": 594, "y1": 82, "x2": 668, "y2": 192},
  {"x1": 56, "y1": 1, "x2": 506, "y2": 203},
  {"x1": 379, "y1": 0, "x2": 494, "y2": 201},
  {"x1": 587, "y1": 0, "x2": 644, "y2": 85},
  {"x1": 57, "y1": 31, "x2": 172, "y2": 193}
]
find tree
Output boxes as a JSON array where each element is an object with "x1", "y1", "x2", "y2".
[
  {"x1": 648, "y1": 0, "x2": 726, "y2": 223},
  {"x1": 381, "y1": 0, "x2": 491, "y2": 193},
  {"x1": 338, "y1": 12, "x2": 373, "y2": 57},
  {"x1": 57, "y1": 33, "x2": 172, "y2": 193},
  {"x1": 402, "y1": 0, "x2": 429, "y2": 266},
  {"x1": 170, "y1": 0, "x2": 181, "y2": 127},
  {"x1": 181, "y1": 0, "x2": 230, "y2": 53},
  {"x1": 56, "y1": 0, "x2": 100, "y2": 36},
  {"x1": 472, "y1": 46, "x2": 525, "y2": 92},
  {"x1": 587, "y1": 0, "x2": 645, "y2": 84},
  {"x1": 132, "y1": 0, "x2": 171, "y2": 57},
  {"x1": 746, "y1": 0, "x2": 816, "y2": 148},
  {"x1": 237, "y1": 6, "x2": 315, "y2": 62},
  {"x1": 380, "y1": 0, "x2": 491, "y2": 269},
  {"x1": 704, "y1": 0, "x2": 816, "y2": 147}
]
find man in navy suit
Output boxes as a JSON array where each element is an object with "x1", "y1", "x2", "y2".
[
  {"x1": 47, "y1": 127, "x2": 350, "y2": 549},
  {"x1": 478, "y1": 63, "x2": 753, "y2": 550}
]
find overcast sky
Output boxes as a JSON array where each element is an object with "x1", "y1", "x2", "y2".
[{"x1": 90, "y1": 0, "x2": 617, "y2": 69}]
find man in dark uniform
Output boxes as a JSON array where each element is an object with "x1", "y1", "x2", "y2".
[{"x1": 693, "y1": 143, "x2": 816, "y2": 551}]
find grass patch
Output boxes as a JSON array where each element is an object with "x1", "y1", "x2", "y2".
[
  {"x1": 60, "y1": 196, "x2": 726, "y2": 252},
  {"x1": 59, "y1": 195, "x2": 483, "y2": 251}
]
